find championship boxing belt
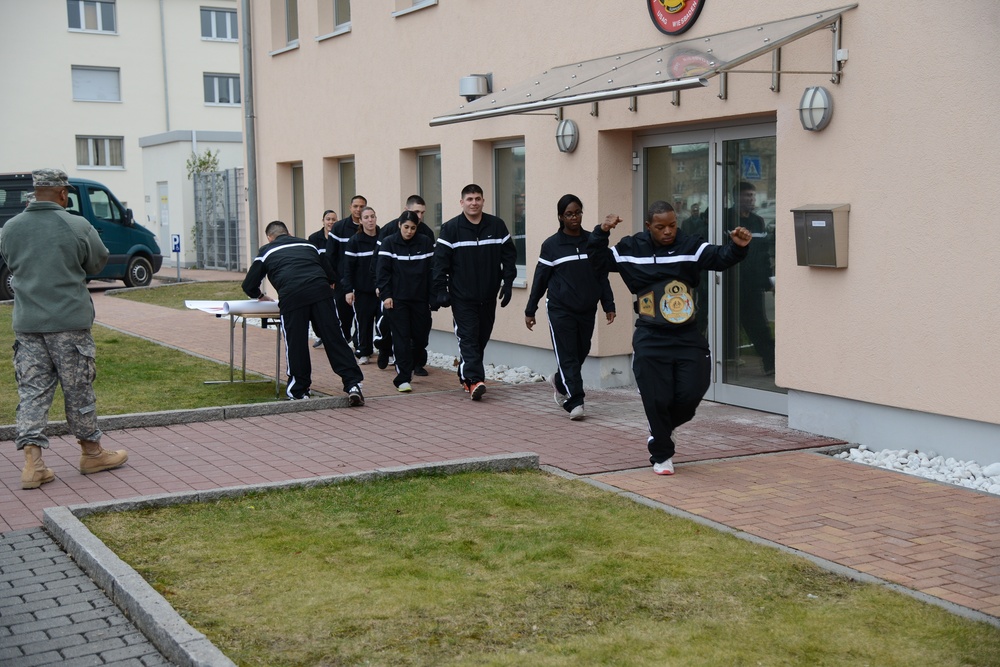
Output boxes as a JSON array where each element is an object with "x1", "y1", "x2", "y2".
[{"x1": 635, "y1": 279, "x2": 696, "y2": 325}]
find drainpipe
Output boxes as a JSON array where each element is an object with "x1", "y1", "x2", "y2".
[
  {"x1": 159, "y1": 0, "x2": 170, "y2": 131},
  {"x1": 241, "y1": 0, "x2": 259, "y2": 253}
]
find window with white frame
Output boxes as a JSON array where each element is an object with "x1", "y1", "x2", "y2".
[
  {"x1": 76, "y1": 136, "x2": 124, "y2": 168},
  {"x1": 417, "y1": 150, "x2": 442, "y2": 235},
  {"x1": 335, "y1": 0, "x2": 350, "y2": 28},
  {"x1": 204, "y1": 74, "x2": 241, "y2": 105},
  {"x1": 67, "y1": 0, "x2": 116, "y2": 33},
  {"x1": 71, "y1": 66, "x2": 120, "y2": 102},
  {"x1": 493, "y1": 141, "x2": 526, "y2": 282},
  {"x1": 201, "y1": 7, "x2": 238, "y2": 40}
]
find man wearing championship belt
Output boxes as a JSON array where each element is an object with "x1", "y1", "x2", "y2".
[{"x1": 589, "y1": 200, "x2": 752, "y2": 476}]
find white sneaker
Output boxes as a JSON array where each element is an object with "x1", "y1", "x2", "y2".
[
  {"x1": 569, "y1": 405, "x2": 585, "y2": 421},
  {"x1": 548, "y1": 373, "x2": 567, "y2": 406},
  {"x1": 358, "y1": 356, "x2": 370, "y2": 365},
  {"x1": 652, "y1": 458, "x2": 675, "y2": 475},
  {"x1": 397, "y1": 382, "x2": 412, "y2": 393}
]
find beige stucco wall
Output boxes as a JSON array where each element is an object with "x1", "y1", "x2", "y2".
[
  {"x1": 0, "y1": 0, "x2": 241, "y2": 214},
  {"x1": 245, "y1": 0, "x2": 1000, "y2": 429}
]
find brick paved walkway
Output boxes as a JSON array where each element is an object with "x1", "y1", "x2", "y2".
[{"x1": 2, "y1": 273, "x2": 999, "y2": 664}]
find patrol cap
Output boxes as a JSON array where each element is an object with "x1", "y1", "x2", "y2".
[{"x1": 32, "y1": 168, "x2": 71, "y2": 188}]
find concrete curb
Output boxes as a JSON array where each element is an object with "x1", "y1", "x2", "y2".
[
  {"x1": 43, "y1": 452, "x2": 540, "y2": 667},
  {"x1": 0, "y1": 395, "x2": 350, "y2": 442}
]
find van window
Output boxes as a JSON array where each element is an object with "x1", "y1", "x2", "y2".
[
  {"x1": 66, "y1": 191, "x2": 84, "y2": 216},
  {"x1": 87, "y1": 186, "x2": 120, "y2": 222}
]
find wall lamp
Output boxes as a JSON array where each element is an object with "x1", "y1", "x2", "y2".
[
  {"x1": 555, "y1": 119, "x2": 579, "y2": 153},
  {"x1": 799, "y1": 86, "x2": 833, "y2": 131},
  {"x1": 459, "y1": 73, "x2": 492, "y2": 102}
]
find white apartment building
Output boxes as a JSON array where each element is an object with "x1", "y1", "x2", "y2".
[
  {"x1": 240, "y1": 0, "x2": 1000, "y2": 463},
  {"x1": 0, "y1": 0, "x2": 243, "y2": 267}
]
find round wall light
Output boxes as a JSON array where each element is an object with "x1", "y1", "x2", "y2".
[
  {"x1": 799, "y1": 86, "x2": 834, "y2": 132},
  {"x1": 555, "y1": 119, "x2": 579, "y2": 153}
]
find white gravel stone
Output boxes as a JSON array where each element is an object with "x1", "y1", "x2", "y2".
[{"x1": 835, "y1": 447, "x2": 1000, "y2": 498}]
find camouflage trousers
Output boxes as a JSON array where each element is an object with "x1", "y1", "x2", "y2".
[{"x1": 12, "y1": 330, "x2": 102, "y2": 451}]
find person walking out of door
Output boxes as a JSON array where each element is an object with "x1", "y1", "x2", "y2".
[
  {"x1": 525, "y1": 194, "x2": 615, "y2": 421},
  {"x1": 589, "y1": 200, "x2": 751, "y2": 475}
]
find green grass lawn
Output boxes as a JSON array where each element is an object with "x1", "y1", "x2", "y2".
[
  {"x1": 83, "y1": 470, "x2": 1000, "y2": 667},
  {"x1": 0, "y1": 303, "x2": 284, "y2": 424}
]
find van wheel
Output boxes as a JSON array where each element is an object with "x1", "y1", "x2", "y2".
[
  {"x1": 124, "y1": 256, "x2": 153, "y2": 288},
  {"x1": 0, "y1": 267, "x2": 13, "y2": 300}
]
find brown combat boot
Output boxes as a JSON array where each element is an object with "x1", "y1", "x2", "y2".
[
  {"x1": 78, "y1": 439, "x2": 128, "y2": 475},
  {"x1": 21, "y1": 445, "x2": 55, "y2": 490}
]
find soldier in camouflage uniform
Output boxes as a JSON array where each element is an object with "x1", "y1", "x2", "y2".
[{"x1": 0, "y1": 168, "x2": 129, "y2": 489}]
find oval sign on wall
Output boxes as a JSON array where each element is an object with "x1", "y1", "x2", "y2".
[{"x1": 648, "y1": 0, "x2": 706, "y2": 36}]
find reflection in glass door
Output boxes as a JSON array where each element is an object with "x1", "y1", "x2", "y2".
[
  {"x1": 638, "y1": 126, "x2": 785, "y2": 414},
  {"x1": 720, "y1": 136, "x2": 782, "y2": 396}
]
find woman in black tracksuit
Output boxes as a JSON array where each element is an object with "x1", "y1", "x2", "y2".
[
  {"x1": 589, "y1": 200, "x2": 752, "y2": 476},
  {"x1": 375, "y1": 210, "x2": 435, "y2": 392},
  {"x1": 525, "y1": 194, "x2": 616, "y2": 421},
  {"x1": 341, "y1": 206, "x2": 380, "y2": 364}
]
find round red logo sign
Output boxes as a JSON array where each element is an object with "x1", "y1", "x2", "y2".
[{"x1": 647, "y1": 0, "x2": 706, "y2": 36}]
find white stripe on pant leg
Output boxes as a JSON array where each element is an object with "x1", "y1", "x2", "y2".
[
  {"x1": 452, "y1": 315, "x2": 466, "y2": 383},
  {"x1": 545, "y1": 300, "x2": 573, "y2": 401},
  {"x1": 280, "y1": 314, "x2": 296, "y2": 399}
]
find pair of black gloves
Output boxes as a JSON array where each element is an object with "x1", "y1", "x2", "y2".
[{"x1": 435, "y1": 282, "x2": 512, "y2": 309}]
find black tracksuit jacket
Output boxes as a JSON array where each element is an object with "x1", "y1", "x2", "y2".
[
  {"x1": 375, "y1": 232, "x2": 435, "y2": 302},
  {"x1": 242, "y1": 234, "x2": 336, "y2": 313},
  {"x1": 433, "y1": 212, "x2": 516, "y2": 303},
  {"x1": 341, "y1": 230, "x2": 380, "y2": 295},
  {"x1": 325, "y1": 216, "x2": 360, "y2": 280},
  {"x1": 588, "y1": 225, "x2": 747, "y2": 346},
  {"x1": 525, "y1": 228, "x2": 615, "y2": 317}
]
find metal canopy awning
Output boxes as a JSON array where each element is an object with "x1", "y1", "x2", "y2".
[{"x1": 430, "y1": 5, "x2": 857, "y2": 127}]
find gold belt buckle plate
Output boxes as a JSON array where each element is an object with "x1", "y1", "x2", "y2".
[{"x1": 659, "y1": 280, "x2": 694, "y2": 324}]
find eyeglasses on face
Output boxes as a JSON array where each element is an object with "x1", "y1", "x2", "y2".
[{"x1": 562, "y1": 210, "x2": 583, "y2": 219}]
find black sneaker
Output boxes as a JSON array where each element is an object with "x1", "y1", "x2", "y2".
[
  {"x1": 413, "y1": 367, "x2": 428, "y2": 377},
  {"x1": 347, "y1": 385, "x2": 365, "y2": 406},
  {"x1": 312, "y1": 340, "x2": 324, "y2": 348},
  {"x1": 377, "y1": 352, "x2": 389, "y2": 370}
]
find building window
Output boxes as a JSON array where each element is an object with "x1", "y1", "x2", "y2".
[
  {"x1": 71, "y1": 66, "x2": 120, "y2": 102},
  {"x1": 335, "y1": 0, "x2": 350, "y2": 28},
  {"x1": 201, "y1": 7, "x2": 238, "y2": 41},
  {"x1": 76, "y1": 136, "x2": 124, "y2": 168},
  {"x1": 392, "y1": 0, "x2": 436, "y2": 18},
  {"x1": 493, "y1": 142, "x2": 526, "y2": 282},
  {"x1": 286, "y1": 0, "x2": 299, "y2": 43},
  {"x1": 67, "y1": 0, "x2": 116, "y2": 33},
  {"x1": 339, "y1": 159, "x2": 356, "y2": 220},
  {"x1": 417, "y1": 150, "x2": 442, "y2": 235},
  {"x1": 204, "y1": 74, "x2": 241, "y2": 105}
]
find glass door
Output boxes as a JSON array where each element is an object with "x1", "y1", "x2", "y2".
[{"x1": 636, "y1": 124, "x2": 785, "y2": 414}]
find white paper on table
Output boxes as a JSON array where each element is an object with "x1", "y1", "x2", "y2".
[{"x1": 184, "y1": 300, "x2": 281, "y2": 316}]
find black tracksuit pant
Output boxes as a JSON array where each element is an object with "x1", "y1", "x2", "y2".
[
  {"x1": 452, "y1": 298, "x2": 497, "y2": 386},
  {"x1": 631, "y1": 325, "x2": 712, "y2": 464},
  {"x1": 280, "y1": 298, "x2": 363, "y2": 398},
  {"x1": 335, "y1": 294, "x2": 354, "y2": 343},
  {"x1": 351, "y1": 292, "x2": 379, "y2": 358},
  {"x1": 546, "y1": 302, "x2": 597, "y2": 412},
  {"x1": 374, "y1": 304, "x2": 393, "y2": 357},
  {"x1": 388, "y1": 300, "x2": 431, "y2": 386}
]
